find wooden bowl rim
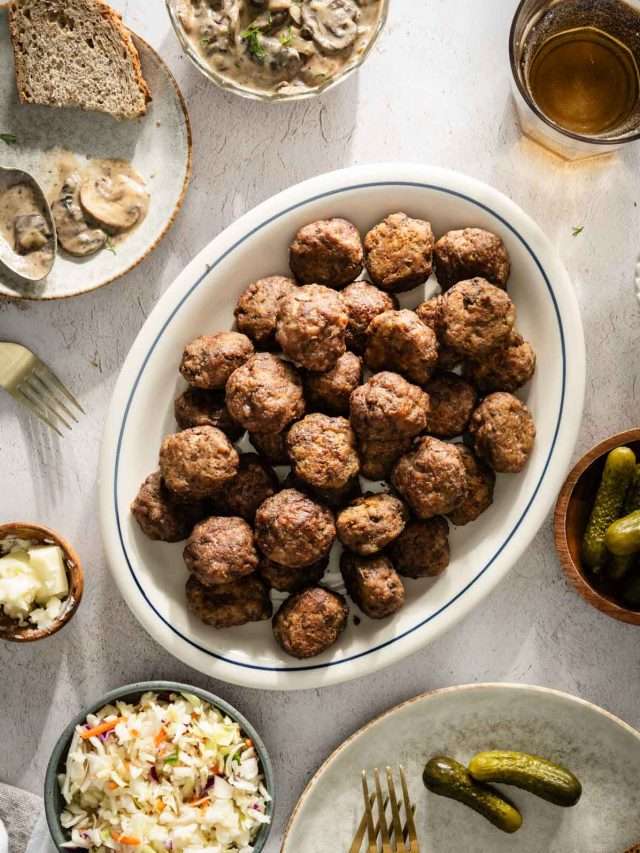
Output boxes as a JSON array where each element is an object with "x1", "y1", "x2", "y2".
[
  {"x1": 554, "y1": 428, "x2": 640, "y2": 626},
  {"x1": 0, "y1": 522, "x2": 84, "y2": 642}
]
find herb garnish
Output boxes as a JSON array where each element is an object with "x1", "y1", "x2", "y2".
[
  {"x1": 241, "y1": 24, "x2": 266, "y2": 60},
  {"x1": 572, "y1": 225, "x2": 584, "y2": 237},
  {"x1": 0, "y1": 133, "x2": 17, "y2": 146},
  {"x1": 280, "y1": 26, "x2": 294, "y2": 46},
  {"x1": 104, "y1": 235, "x2": 117, "y2": 255},
  {"x1": 164, "y1": 750, "x2": 179, "y2": 765}
]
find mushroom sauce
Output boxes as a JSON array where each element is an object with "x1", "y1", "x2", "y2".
[
  {"x1": 0, "y1": 183, "x2": 54, "y2": 279},
  {"x1": 176, "y1": 0, "x2": 383, "y2": 96}
]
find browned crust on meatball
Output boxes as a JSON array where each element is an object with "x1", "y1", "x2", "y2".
[
  {"x1": 434, "y1": 228, "x2": 510, "y2": 292},
  {"x1": 174, "y1": 388, "x2": 243, "y2": 440},
  {"x1": 364, "y1": 212, "x2": 435, "y2": 293},
  {"x1": 186, "y1": 574, "x2": 272, "y2": 629},
  {"x1": 273, "y1": 586, "x2": 349, "y2": 658},
  {"x1": 424, "y1": 372, "x2": 477, "y2": 438},
  {"x1": 216, "y1": 453, "x2": 279, "y2": 522},
  {"x1": 340, "y1": 552, "x2": 405, "y2": 618},
  {"x1": 226, "y1": 353, "x2": 305, "y2": 434},
  {"x1": 447, "y1": 446, "x2": 496, "y2": 525},
  {"x1": 357, "y1": 436, "x2": 413, "y2": 481},
  {"x1": 289, "y1": 218, "x2": 363, "y2": 287},
  {"x1": 392, "y1": 436, "x2": 468, "y2": 519},
  {"x1": 304, "y1": 352, "x2": 363, "y2": 416},
  {"x1": 415, "y1": 296, "x2": 461, "y2": 370},
  {"x1": 276, "y1": 284, "x2": 348, "y2": 372},
  {"x1": 184, "y1": 516, "x2": 259, "y2": 586},
  {"x1": 388, "y1": 517, "x2": 450, "y2": 578},
  {"x1": 131, "y1": 471, "x2": 206, "y2": 542},
  {"x1": 463, "y1": 332, "x2": 536, "y2": 393},
  {"x1": 159, "y1": 426, "x2": 239, "y2": 500},
  {"x1": 287, "y1": 413, "x2": 360, "y2": 491},
  {"x1": 180, "y1": 332, "x2": 254, "y2": 390},
  {"x1": 469, "y1": 392, "x2": 536, "y2": 473},
  {"x1": 339, "y1": 280, "x2": 398, "y2": 353},
  {"x1": 283, "y1": 470, "x2": 362, "y2": 509},
  {"x1": 350, "y1": 372, "x2": 430, "y2": 440},
  {"x1": 234, "y1": 275, "x2": 296, "y2": 347},
  {"x1": 336, "y1": 492, "x2": 408, "y2": 555},
  {"x1": 442, "y1": 279, "x2": 516, "y2": 358},
  {"x1": 365, "y1": 309, "x2": 439, "y2": 385},
  {"x1": 255, "y1": 488, "x2": 336, "y2": 568},
  {"x1": 257, "y1": 555, "x2": 329, "y2": 592}
]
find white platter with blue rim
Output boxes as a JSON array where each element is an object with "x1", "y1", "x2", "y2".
[{"x1": 99, "y1": 163, "x2": 585, "y2": 691}]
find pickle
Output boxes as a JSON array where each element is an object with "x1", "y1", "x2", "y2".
[
  {"x1": 622, "y1": 569, "x2": 640, "y2": 608},
  {"x1": 423, "y1": 756, "x2": 522, "y2": 834},
  {"x1": 607, "y1": 465, "x2": 640, "y2": 580},
  {"x1": 468, "y1": 751, "x2": 582, "y2": 807},
  {"x1": 605, "y1": 509, "x2": 640, "y2": 557},
  {"x1": 582, "y1": 446, "x2": 636, "y2": 569}
]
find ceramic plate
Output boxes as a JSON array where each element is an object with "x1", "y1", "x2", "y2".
[
  {"x1": 282, "y1": 684, "x2": 640, "y2": 852},
  {"x1": 99, "y1": 163, "x2": 585, "y2": 691},
  {"x1": 0, "y1": 7, "x2": 191, "y2": 300}
]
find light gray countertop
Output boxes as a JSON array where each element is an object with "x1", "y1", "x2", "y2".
[{"x1": 1, "y1": 1, "x2": 640, "y2": 850}]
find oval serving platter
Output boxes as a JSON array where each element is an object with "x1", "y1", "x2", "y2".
[
  {"x1": 282, "y1": 683, "x2": 640, "y2": 852},
  {"x1": 0, "y1": 6, "x2": 191, "y2": 300},
  {"x1": 99, "y1": 163, "x2": 586, "y2": 691}
]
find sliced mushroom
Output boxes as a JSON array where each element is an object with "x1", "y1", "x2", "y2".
[
  {"x1": 80, "y1": 169, "x2": 149, "y2": 232},
  {"x1": 301, "y1": 0, "x2": 359, "y2": 53},
  {"x1": 14, "y1": 213, "x2": 50, "y2": 254},
  {"x1": 52, "y1": 174, "x2": 107, "y2": 257}
]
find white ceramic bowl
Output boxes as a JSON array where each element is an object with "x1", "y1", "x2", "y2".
[{"x1": 99, "y1": 163, "x2": 585, "y2": 691}]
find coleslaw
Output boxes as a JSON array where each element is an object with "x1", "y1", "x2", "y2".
[{"x1": 58, "y1": 691, "x2": 271, "y2": 852}]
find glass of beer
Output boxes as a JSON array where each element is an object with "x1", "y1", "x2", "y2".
[{"x1": 510, "y1": 0, "x2": 640, "y2": 159}]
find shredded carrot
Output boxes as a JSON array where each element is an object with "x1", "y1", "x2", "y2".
[
  {"x1": 106, "y1": 781, "x2": 118, "y2": 791},
  {"x1": 130, "y1": 729, "x2": 140, "y2": 737},
  {"x1": 188, "y1": 796, "x2": 209, "y2": 807},
  {"x1": 245, "y1": 738, "x2": 253, "y2": 748},
  {"x1": 111, "y1": 831, "x2": 141, "y2": 845},
  {"x1": 80, "y1": 718, "x2": 126, "y2": 740},
  {"x1": 154, "y1": 799, "x2": 165, "y2": 814},
  {"x1": 154, "y1": 728, "x2": 167, "y2": 747}
]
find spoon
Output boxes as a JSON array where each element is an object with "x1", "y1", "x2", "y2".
[{"x1": 0, "y1": 165, "x2": 56, "y2": 284}]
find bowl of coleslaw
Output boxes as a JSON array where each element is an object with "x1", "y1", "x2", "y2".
[{"x1": 44, "y1": 681, "x2": 274, "y2": 853}]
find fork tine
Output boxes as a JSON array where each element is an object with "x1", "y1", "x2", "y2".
[
  {"x1": 399, "y1": 766, "x2": 419, "y2": 853},
  {"x1": 36, "y1": 362, "x2": 85, "y2": 414},
  {"x1": 361, "y1": 772, "x2": 377, "y2": 853},
  {"x1": 15, "y1": 388, "x2": 63, "y2": 436},
  {"x1": 386, "y1": 767, "x2": 407, "y2": 853},
  {"x1": 22, "y1": 377, "x2": 73, "y2": 430},
  {"x1": 374, "y1": 769, "x2": 392, "y2": 852},
  {"x1": 30, "y1": 372, "x2": 79, "y2": 423}
]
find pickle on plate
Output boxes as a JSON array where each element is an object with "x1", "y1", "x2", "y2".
[
  {"x1": 422, "y1": 756, "x2": 523, "y2": 834},
  {"x1": 582, "y1": 446, "x2": 636, "y2": 569},
  {"x1": 468, "y1": 750, "x2": 582, "y2": 807},
  {"x1": 605, "y1": 509, "x2": 640, "y2": 557}
]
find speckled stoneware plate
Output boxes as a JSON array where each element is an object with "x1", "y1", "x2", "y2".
[
  {"x1": 99, "y1": 163, "x2": 586, "y2": 690},
  {"x1": 283, "y1": 684, "x2": 640, "y2": 852},
  {"x1": 0, "y1": 6, "x2": 191, "y2": 300}
]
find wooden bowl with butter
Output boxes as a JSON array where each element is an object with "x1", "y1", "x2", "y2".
[{"x1": 0, "y1": 522, "x2": 83, "y2": 642}]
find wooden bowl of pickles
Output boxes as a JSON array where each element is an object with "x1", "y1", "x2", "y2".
[{"x1": 555, "y1": 429, "x2": 640, "y2": 626}]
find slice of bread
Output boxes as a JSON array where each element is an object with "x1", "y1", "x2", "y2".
[{"x1": 8, "y1": 0, "x2": 151, "y2": 119}]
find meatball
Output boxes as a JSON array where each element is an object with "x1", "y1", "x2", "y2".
[
  {"x1": 249, "y1": 428, "x2": 291, "y2": 466},
  {"x1": 174, "y1": 388, "x2": 243, "y2": 440},
  {"x1": 364, "y1": 212, "x2": 435, "y2": 293},
  {"x1": 220, "y1": 454, "x2": 279, "y2": 522},
  {"x1": 447, "y1": 446, "x2": 496, "y2": 526},
  {"x1": 340, "y1": 552, "x2": 405, "y2": 618},
  {"x1": 304, "y1": 352, "x2": 363, "y2": 416},
  {"x1": 339, "y1": 280, "x2": 398, "y2": 354},
  {"x1": 226, "y1": 353, "x2": 304, "y2": 434},
  {"x1": 186, "y1": 574, "x2": 272, "y2": 629},
  {"x1": 434, "y1": 227, "x2": 510, "y2": 292},
  {"x1": 255, "y1": 488, "x2": 336, "y2": 568},
  {"x1": 179, "y1": 332, "x2": 254, "y2": 390},
  {"x1": 388, "y1": 517, "x2": 450, "y2": 578},
  {"x1": 350, "y1": 372, "x2": 429, "y2": 440},
  {"x1": 273, "y1": 586, "x2": 349, "y2": 659},
  {"x1": 289, "y1": 218, "x2": 363, "y2": 287},
  {"x1": 392, "y1": 437, "x2": 467, "y2": 519},
  {"x1": 131, "y1": 471, "x2": 205, "y2": 542},
  {"x1": 442, "y1": 279, "x2": 516, "y2": 358},
  {"x1": 287, "y1": 414, "x2": 360, "y2": 492},
  {"x1": 469, "y1": 392, "x2": 536, "y2": 473},
  {"x1": 365, "y1": 309, "x2": 439, "y2": 385},
  {"x1": 257, "y1": 555, "x2": 328, "y2": 592},
  {"x1": 424, "y1": 372, "x2": 477, "y2": 438},
  {"x1": 464, "y1": 332, "x2": 536, "y2": 393},
  {"x1": 283, "y1": 470, "x2": 362, "y2": 509},
  {"x1": 234, "y1": 275, "x2": 296, "y2": 347},
  {"x1": 336, "y1": 492, "x2": 408, "y2": 555},
  {"x1": 184, "y1": 516, "x2": 259, "y2": 586},
  {"x1": 276, "y1": 284, "x2": 348, "y2": 372},
  {"x1": 415, "y1": 295, "x2": 461, "y2": 370},
  {"x1": 159, "y1": 426, "x2": 239, "y2": 499},
  {"x1": 357, "y1": 436, "x2": 413, "y2": 481}
]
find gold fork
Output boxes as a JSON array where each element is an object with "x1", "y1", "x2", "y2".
[
  {"x1": 0, "y1": 342, "x2": 84, "y2": 436},
  {"x1": 350, "y1": 766, "x2": 420, "y2": 853}
]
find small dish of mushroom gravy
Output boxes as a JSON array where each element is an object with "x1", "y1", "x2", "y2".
[{"x1": 169, "y1": 0, "x2": 387, "y2": 99}]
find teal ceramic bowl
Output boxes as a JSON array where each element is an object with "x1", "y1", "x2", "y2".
[{"x1": 44, "y1": 681, "x2": 275, "y2": 851}]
